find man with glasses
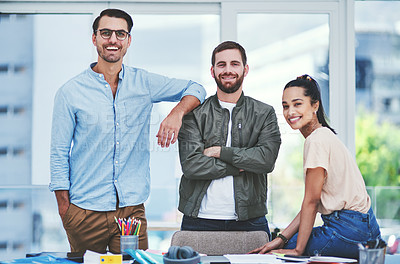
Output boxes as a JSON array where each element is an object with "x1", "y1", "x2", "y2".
[{"x1": 49, "y1": 9, "x2": 206, "y2": 254}]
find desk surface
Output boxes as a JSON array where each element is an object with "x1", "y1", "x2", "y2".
[{"x1": 23, "y1": 251, "x2": 400, "y2": 264}]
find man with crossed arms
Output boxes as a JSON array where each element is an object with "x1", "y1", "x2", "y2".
[{"x1": 178, "y1": 41, "x2": 281, "y2": 239}]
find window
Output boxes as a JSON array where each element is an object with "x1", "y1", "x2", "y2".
[
  {"x1": 125, "y1": 14, "x2": 219, "y2": 228},
  {"x1": 238, "y1": 12, "x2": 330, "y2": 226},
  {"x1": 0, "y1": 200, "x2": 7, "y2": 209},
  {"x1": 355, "y1": 0, "x2": 400, "y2": 229},
  {"x1": 0, "y1": 241, "x2": 6, "y2": 250},
  {"x1": 14, "y1": 65, "x2": 26, "y2": 73},
  {"x1": 0, "y1": 64, "x2": 8, "y2": 73},
  {"x1": 0, "y1": 147, "x2": 7, "y2": 156},
  {"x1": 2, "y1": 0, "x2": 396, "y2": 261},
  {"x1": 13, "y1": 147, "x2": 25, "y2": 156},
  {"x1": 13, "y1": 106, "x2": 25, "y2": 115},
  {"x1": 0, "y1": 106, "x2": 7, "y2": 114},
  {"x1": 0, "y1": 14, "x2": 10, "y2": 23}
]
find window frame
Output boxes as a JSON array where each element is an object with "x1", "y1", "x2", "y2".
[
  {"x1": 0, "y1": 0, "x2": 356, "y2": 152},
  {"x1": 0, "y1": 0, "x2": 357, "y2": 229}
]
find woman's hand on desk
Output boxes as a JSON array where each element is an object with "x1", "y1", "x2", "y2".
[{"x1": 248, "y1": 238, "x2": 284, "y2": 254}]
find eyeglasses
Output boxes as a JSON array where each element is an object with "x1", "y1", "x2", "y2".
[{"x1": 95, "y1": 28, "x2": 130, "y2": 41}]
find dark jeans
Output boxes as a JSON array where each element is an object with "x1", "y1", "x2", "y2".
[
  {"x1": 181, "y1": 215, "x2": 271, "y2": 240},
  {"x1": 285, "y1": 207, "x2": 381, "y2": 259}
]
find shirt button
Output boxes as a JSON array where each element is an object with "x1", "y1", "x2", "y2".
[
  {"x1": 114, "y1": 180, "x2": 117, "y2": 183},
  {"x1": 99, "y1": 74, "x2": 102, "y2": 78},
  {"x1": 116, "y1": 122, "x2": 119, "y2": 126},
  {"x1": 115, "y1": 160, "x2": 118, "y2": 164},
  {"x1": 105, "y1": 84, "x2": 109, "y2": 88},
  {"x1": 116, "y1": 141, "x2": 120, "y2": 145}
]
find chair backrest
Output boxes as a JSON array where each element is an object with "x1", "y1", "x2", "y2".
[{"x1": 170, "y1": 230, "x2": 269, "y2": 256}]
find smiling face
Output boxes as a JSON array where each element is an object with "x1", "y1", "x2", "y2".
[
  {"x1": 92, "y1": 16, "x2": 131, "y2": 64},
  {"x1": 282, "y1": 86, "x2": 320, "y2": 135},
  {"x1": 211, "y1": 49, "x2": 249, "y2": 94}
]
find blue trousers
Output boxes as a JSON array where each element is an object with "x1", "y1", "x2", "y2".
[
  {"x1": 181, "y1": 215, "x2": 271, "y2": 240},
  {"x1": 285, "y1": 207, "x2": 381, "y2": 259}
]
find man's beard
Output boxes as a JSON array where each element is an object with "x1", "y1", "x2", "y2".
[
  {"x1": 214, "y1": 72, "x2": 245, "y2": 94},
  {"x1": 97, "y1": 44, "x2": 125, "y2": 63}
]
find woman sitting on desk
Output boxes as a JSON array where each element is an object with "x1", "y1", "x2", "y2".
[{"x1": 250, "y1": 75, "x2": 381, "y2": 259}]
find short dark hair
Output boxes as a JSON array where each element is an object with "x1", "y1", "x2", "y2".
[
  {"x1": 211, "y1": 41, "x2": 247, "y2": 66},
  {"x1": 92, "y1": 9, "x2": 133, "y2": 33},
  {"x1": 284, "y1": 74, "x2": 336, "y2": 134}
]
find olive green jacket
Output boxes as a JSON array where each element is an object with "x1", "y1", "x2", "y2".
[{"x1": 178, "y1": 93, "x2": 281, "y2": 221}]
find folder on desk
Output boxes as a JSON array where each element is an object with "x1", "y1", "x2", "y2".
[
  {"x1": 83, "y1": 250, "x2": 122, "y2": 264},
  {"x1": 124, "y1": 249, "x2": 163, "y2": 264},
  {"x1": 1, "y1": 255, "x2": 77, "y2": 264}
]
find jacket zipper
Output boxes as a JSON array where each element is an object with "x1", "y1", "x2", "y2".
[
  {"x1": 221, "y1": 109, "x2": 229, "y2": 145},
  {"x1": 238, "y1": 122, "x2": 243, "y2": 147}
]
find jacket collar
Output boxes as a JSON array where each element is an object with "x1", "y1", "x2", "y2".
[{"x1": 212, "y1": 91, "x2": 245, "y2": 108}]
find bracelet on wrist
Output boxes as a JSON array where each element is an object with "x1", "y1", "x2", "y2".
[{"x1": 277, "y1": 233, "x2": 289, "y2": 245}]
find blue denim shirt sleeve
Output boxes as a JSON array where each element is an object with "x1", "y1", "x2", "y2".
[
  {"x1": 145, "y1": 70, "x2": 206, "y2": 104},
  {"x1": 49, "y1": 88, "x2": 75, "y2": 191}
]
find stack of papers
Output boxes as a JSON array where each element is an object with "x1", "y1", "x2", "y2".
[
  {"x1": 223, "y1": 254, "x2": 357, "y2": 264},
  {"x1": 224, "y1": 254, "x2": 283, "y2": 264},
  {"x1": 273, "y1": 254, "x2": 357, "y2": 263},
  {"x1": 308, "y1": 256, "x2": 357, "y2": 263}
]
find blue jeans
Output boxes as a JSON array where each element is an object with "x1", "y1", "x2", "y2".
[
  {"x1": 181, "y1": 215, "x2": 271, "y2": 240},
  {"x1": 285, "y1": 208, "x2": 381, "y2": 259}
]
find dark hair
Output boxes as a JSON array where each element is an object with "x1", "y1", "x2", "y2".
[
  {"x1": 284, "y1": 74, "x2": 336, "y2": 134},
  {"x1": 211, "y1": 41, "x2": 247, "y2": 66},
  {"x1": 92, "y1": 9, "x2": 133, "y2": 33}
]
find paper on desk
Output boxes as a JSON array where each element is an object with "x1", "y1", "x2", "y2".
[
  {"x1": 224, "y1": 254, "x2": 283, "y2": 264},
  {"x1": 308, "y1": 256, "x2": 357, "y2": 263}
]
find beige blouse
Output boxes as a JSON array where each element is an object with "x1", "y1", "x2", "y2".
[{"x1": 303, "y1": 127, "x2": 371, "y2": 215}]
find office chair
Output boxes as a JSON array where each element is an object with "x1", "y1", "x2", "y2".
[{"x1": 170, "y1": 230, "x2": 269, "y2": 256}]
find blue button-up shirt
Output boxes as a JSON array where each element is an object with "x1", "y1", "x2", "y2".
[{"x1": 49, "y1": 63, "x2": 206, "y2": 211}]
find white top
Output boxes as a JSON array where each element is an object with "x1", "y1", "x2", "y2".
[
  {"x1": 303, "y1": 127, "x2": 371, "y2": 215},
  {"x1": 198, "y1": 100, "x2": 237, "y2": 220}
]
